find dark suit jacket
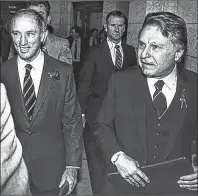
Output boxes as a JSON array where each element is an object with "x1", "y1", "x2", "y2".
[
  {"x1": 94, "y1": 66, "x2": 197, "y2": 173},
  {"x1": 77, "y1": 41, "x2": 137, "y2": 124},
  {"x1": 1, "y1": 54, "x2": 83, "y2": 191},
  {"x1": 67, "y1": 35, "x2": 88, "y2": 63}
]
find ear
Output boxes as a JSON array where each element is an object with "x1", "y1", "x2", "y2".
[
  {"x1": 47, "y1": 15, "x2": 51, "y2": 25},
  {"x1": 123, "y1": 24, "x2": 126, "y2": 33},
  {"x1": 41, "y1": 30, "x2": 48, "y2": 43},
  {"x1": 175, "y1": 48, "x2": 184, "y2": 62},
  {"x1": 104, "y1": 23, "x2": 107, "y2": 32}
]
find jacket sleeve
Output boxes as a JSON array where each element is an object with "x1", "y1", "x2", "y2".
[
  {"x1": 1, "y1": 83, "x2": 31, "y2": 195},
  {"x1": 62, "y1": 66, "x2": 83, "y2": 167},
  {"x1": 58, "y1": 39, "x2": 73, "y2": 65},
  {"x1": 93, "y1": 73, "x2": 122, "y2": 164}
]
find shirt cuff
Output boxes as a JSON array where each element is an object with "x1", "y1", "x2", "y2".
[
  {"x1": 66, "y1": 166, "x2": 80, "y2": 169},
  {"x1": 111, "y1": 151, "x2": 125, "y2": 165}
]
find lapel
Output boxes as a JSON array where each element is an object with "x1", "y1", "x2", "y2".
[
  {"x1": 13, "y1": 58, "x2": 29, "y2": 121},
  {"x1": 165, "y1": 68, "x2": 188, "y2": 159},
  {"x1": 132, "y1": 72, "x2": 150, "y2": 155},
  {"x1": 121, "y1": 43, "x2": 128, "y2": 69},
  {"x1": 102, "y1": 41, "x2": 117, "y2": 71},
  {"x1": 31, "y1": 54, "x2": 54, "y2": 123}
]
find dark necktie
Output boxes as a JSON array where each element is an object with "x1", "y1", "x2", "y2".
[
  {"x1": 74, "y1": 39, "x2": 77, "y2": 59},
  {"x1": 153, "y1": 80, "x2": 167, "y2": 119},
  {"x1": 23, "y1": 64, "x2": 36, "y2": 120},
  {"x1": 115, "y1": 45, "x2": 122, "y2": 69}
]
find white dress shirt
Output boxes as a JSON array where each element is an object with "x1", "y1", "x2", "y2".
[
  {"x1": 71, "y1": 38, "x2": 81, "y2": 62},
  {"x1": 111, "y1": 65, "x2": 178, "y2": 164},
  {"x1": 18, "y1": 49, "x2": 44, "y2": 96},
  {"x1": 147, "y1": 65, "x2": 177, "y2": 108},
  {"x1": 107, "y1": 38, "x2": 123, "y2": 66}
]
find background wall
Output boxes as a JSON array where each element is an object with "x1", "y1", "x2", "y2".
[{"x1": 40, "y1": 1, "x2": 198, "y2": 73}]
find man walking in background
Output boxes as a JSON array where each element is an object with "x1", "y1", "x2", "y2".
[{"x1": 78, "y1": 10, "x2": 137, "y2": 194}]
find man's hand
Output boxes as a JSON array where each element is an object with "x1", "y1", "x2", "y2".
[
  {"x1": 178, "y1": 170, "x2": 198, "y2": 191},
  {"x1": 115, "y1": 153, "x2": 150, "y2": 187},
  {"x1": 59, "y1": 168, "x2": 78, "y2": 195},
  {"x1": 82, "y1": 114, "x2": 86, "y2": 128}
]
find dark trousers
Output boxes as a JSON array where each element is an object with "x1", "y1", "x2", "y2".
[
  {"x1": 73, "y1": 62, "x2": 82, "y2": 90},
  {"x1": 83, "y1": 123, "x2": 106, "y2": 194}
]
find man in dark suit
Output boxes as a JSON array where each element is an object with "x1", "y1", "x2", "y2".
[
  {"x1": 1, "y1": 9, "x2": 83, "y2": 194},
  {"x1": 78, "y1": 11, "x2": 137, "y2": 194},
  {"x1": 94, "y1": 12, "x2": 197, "y2": 195},
  {"x1": 67, "y1": 26, "x2": 88, "y2": 89}
]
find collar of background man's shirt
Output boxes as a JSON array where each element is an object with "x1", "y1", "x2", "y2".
[{"x1": 107, "y1": 38, "x2": 122, "y2": 50}]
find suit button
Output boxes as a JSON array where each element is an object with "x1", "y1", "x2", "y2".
[
  {"x1": 154, "y1": 145, "x2": 158, "y2": 148},
  {"x1": 156, "y1": 132, "x2": 160, "y2": 136},
  {"x1": 144, "y1": 161, "x2": 147, "y2": 164},
  {"x1": 153, "y1": 155, "x2": 156, "y2": 159},
  {"x1": 158, "y1": 123, "x2": 160, "y2": 126}
]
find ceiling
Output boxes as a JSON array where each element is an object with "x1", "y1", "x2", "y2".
[{"x1": 73, "y1": 1, "x2": 103, "y2": 13}]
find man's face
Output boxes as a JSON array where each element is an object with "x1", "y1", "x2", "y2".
[
  {"x1": 28, "y1": 4, "x2": 51, "y2": 24},
  {"x1": 11, "y1": 14, "x2": 44, "y2": 62},
  {"x1": 138, "y1": 25, "x2": 183, "y2": 78},
  {"x1": 105, "y1": 16, "x2": 125, "y2": 44},
  {"x1": 71, "y1": 29, "x2": 80, "y2": 39}
]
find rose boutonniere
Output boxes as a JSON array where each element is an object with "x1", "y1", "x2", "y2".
[
  {"x1": 48, "y1": 71, "x2": 60, "y2": 80},
  {"x1": 180, "y1": 89, "x2": 187, "y2": 109}
]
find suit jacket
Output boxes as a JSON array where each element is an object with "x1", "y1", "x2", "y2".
[
  {"x1": 0, "y1": 28, "x2": 12, "y2": 62},
  {"x1": 1, "y1": 54, "x2": 83, "y2": 191},
  {"x1": 78, "y1": 41, "x2": 137, "y2": 123},
  {"x1": 1, "y1": 83, "x2": 31, "y2": 195},
  {"x1": 94, "y1": 66, "x2": 197, "y2": 173},
  {"x1": 8, "y1": 32, "x2": 72, "y2": 65}
]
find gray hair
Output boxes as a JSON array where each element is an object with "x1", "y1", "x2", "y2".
[{"x1": 10, "y1": 9, "x2": 47, "y2": 34}]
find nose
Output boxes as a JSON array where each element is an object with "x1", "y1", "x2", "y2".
[
  {"x1": 114, "y1": 25, "x2": 119, "y2": 32},
  {"x1": 20, "y1": 34, "x2": 28, "y2": 46},
  {"x1": 141, "y1": 46, "x2": 151, "y2": 59}
]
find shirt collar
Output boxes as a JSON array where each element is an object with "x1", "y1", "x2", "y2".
[
  {"x1": 107, "y1": 38, "x2": 122, "y2": 50},
  {"x1": 147, "y1": 64, "x2": 177, "y2": 90},
  {"x1": 17, "y1": 49, "x2": 44, "y2": 70}
]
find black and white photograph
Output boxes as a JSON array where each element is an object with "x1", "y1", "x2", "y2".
[{"x1": 0, "y1": 0, "x2": 197, "y2": 195}]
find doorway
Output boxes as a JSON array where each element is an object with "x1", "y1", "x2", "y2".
[{"x1": 72, "y1": 1, "x2": 103, "y2": 38}]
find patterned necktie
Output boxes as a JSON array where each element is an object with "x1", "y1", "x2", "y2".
[
  {"x1": 153, "y1": 80, "x2": 167, "y2": 119},
  {"x1": 115, "y1": 45, "x2": 122, "y2": 69},
  {"x1": 23, "y1": 64, "x2": 36, "y2": 120}
]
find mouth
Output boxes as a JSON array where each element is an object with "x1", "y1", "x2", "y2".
[
  {"x1": 141, "y1": 61, "x2": 154, "y2": 65},
  {"x1": 20, "y1": 47, "x2": 30, "y2": 53}
]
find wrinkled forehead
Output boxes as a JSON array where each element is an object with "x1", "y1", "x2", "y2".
[
  {"x1": 12, "y1": 14, "x2": 39, "y2": 30},
  {"x1": 107, "y1": 16, "x2": 125, "y2": 24}
]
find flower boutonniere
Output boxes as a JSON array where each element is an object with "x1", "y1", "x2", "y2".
[
  {"x1": 48, "y1": 71, "x2": 60, "y2": 80},
  {"x1": 180, "y1": 89, "x2": 187, "y2": 109}
]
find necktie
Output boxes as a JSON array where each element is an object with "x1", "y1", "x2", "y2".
[
  {"x1": 153, "y1": 80, "x2": 167, "y2": 119},
  {"x1": 115, "y1": 45, "x2": 122, "y2": 69},
  {"x1": 23, "y1": 64, "x2": 36, "y2": 120},
  {"x1": 74, "y1": 39, "x2": 77, "y2": 59}
]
